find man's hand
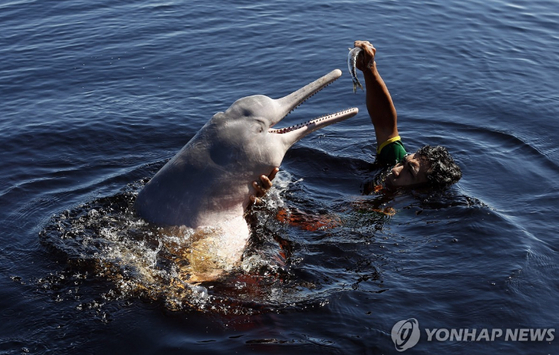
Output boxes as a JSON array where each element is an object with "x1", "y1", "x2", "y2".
[
  {"x1": 249, "y1": 167, "x2": 279, "y2": 206},
  {"x1": 354, "y1": 40, "x2": 377, "y2": 72}
]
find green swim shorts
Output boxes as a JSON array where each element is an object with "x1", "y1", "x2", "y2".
[{"x1": 376, "y1": 136, "x2": 407, "y2": 165}]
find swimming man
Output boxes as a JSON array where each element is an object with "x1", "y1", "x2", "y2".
[
  {"x1": 354, "y1": 40, "x2": 461, "y2": 190},
  {"x1": 250, "y1": 40, "x2": 462, "y2": 201}
]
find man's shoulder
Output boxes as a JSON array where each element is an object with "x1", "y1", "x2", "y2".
[{"x1": 376, "y1": 137, "x2": 407, "y2": 165}]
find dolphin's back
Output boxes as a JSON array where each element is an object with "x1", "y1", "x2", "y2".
[
  {"x1": 135, "y1": 160, "x2": 210, "y2": 227},
  {"x1": 135, "y1": 129, "x2": 253, "y2": 227}
]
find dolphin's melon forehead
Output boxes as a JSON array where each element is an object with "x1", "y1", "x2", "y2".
[
  {"x1": 225, "y1": 95, "x2": 278, "y2": 117},
  {"x1": 229, "y1": 95, "x2": 274, "y2": 109}
]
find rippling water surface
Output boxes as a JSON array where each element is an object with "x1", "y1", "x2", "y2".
[{"x1": 1, "y1": 0, "x2": 558, "y2": 354}]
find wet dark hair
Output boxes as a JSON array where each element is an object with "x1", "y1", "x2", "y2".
[{"x1": 415, "y1": 145, "x2": 462, "y2": 188}]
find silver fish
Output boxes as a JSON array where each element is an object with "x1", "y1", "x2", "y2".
[{"x1": 347, "y1": 47, "x2": 364, "y2": 93}]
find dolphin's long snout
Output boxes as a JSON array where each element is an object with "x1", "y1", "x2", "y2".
[
  {"x1": 270, "y1": 69, "x2": 359, "y2": 148},
  {"x1": 275, "y1": 69, "x2": 343, "y2": 119}
]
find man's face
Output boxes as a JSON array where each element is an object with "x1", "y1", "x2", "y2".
[{"x1": 385, "y1": 153, "x2": 430, "y2": 189}]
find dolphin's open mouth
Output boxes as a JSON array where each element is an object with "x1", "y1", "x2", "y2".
[
  {"x1": 267, "y1": 69, "x2": 358, "y2": 139},
  {"x1": 268, "y1": 108, "x2": 359, "y2": 134}
]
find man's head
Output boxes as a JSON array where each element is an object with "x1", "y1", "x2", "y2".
[{"x1": 385, "y1": 145, "x2": 462, "y2": 189}]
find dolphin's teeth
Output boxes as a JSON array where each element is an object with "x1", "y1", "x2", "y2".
[{"x1": 268, "y1": 107, "x2": 357, "y2": 135}]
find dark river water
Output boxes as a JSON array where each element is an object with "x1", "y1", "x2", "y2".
[{"x1": 1, "y1": 0, "x2": 558, "y2": 354}]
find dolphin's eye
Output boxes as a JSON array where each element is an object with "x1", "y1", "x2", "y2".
[{"x1": 255, "y1": 119, "x2": 266, "y2": 133}]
